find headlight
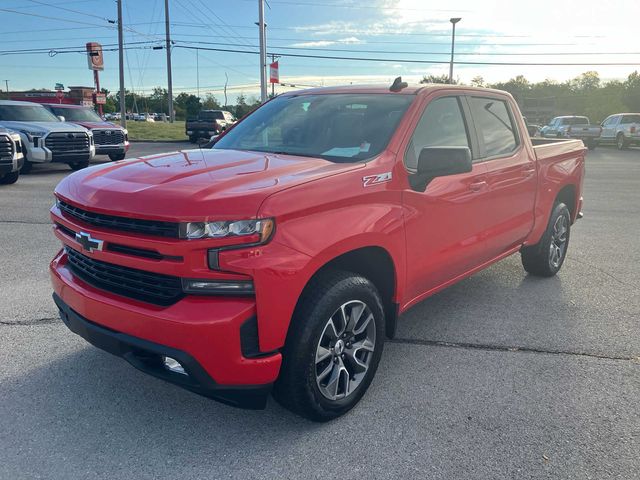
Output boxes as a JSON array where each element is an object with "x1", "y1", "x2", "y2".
[
  {"x1": 18, "y1": 130, "x2": 44, "y2": 142},
  {"x1": 180, "y1": 218, "x2": 274, "y2": 242}
]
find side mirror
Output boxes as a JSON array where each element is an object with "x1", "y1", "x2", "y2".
[
  {"x1": 57, "y1": 115, "x2": 65, "y2": 122},
  {"x1": 410, "y1": 146, "x2": 472, "y2": 191}
]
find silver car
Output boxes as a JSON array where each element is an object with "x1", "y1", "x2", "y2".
[{"x1": 599, "y1": 113, "x2": 640, "y2": 150}]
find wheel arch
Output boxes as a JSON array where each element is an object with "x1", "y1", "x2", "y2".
[
  {"x1": 555, "y1": 184, "x2": 577, "y2": 221},
  {"x1": 295, "y1": 246, "x2": 399, "y2": 339}
]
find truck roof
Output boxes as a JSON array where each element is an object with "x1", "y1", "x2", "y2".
[
  {"x1": 0, "y1": 99, "x2": 49, "y2": 107},
  {"x1": 41, "y1": 103, "x2": 87, "y2": 109},
  {"x1": 280, "y1": 83, "x2": 512, "y2": 97}
]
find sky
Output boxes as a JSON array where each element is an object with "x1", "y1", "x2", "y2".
[{"x1": 1, "y1": 0, "x2": 639, "y2": 103}]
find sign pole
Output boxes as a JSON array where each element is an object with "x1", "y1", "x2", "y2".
[{"x1": 93, "y1": 70, "x2": 103, "y2": 117}]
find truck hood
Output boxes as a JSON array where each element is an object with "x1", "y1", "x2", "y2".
[
  {"x1": 0, "y1": 121, "x2": 89, "y2": 134},
  {"x1": 55, "y1": 148, "x2": 362, "y2": 221},
  {"x1": 71, "y1": 121, "x2": 120, "y2": 130}
]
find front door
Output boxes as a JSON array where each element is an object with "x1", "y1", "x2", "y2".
[{"x1": 402, "y1": 95, "x2": 490, "y2": 303}]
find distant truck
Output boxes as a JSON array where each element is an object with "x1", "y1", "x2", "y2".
[
  {"x1": 0, "y1": 100, "x2": 94, "y2": 173},
  {"x1": 186, "y1": 110, "x2": 236, "y2": 143},
  {"x1": 0, "y1": 127, "x2": 24, "y2": 185},
  {"x1": 42, "y1": 104, "x2": 129, "y2": 161},
  {"x1": 51, "y1": 83, "x2": 585, "y2": 421},
  {"x1": 541, "y1": 116, "x2": 601, "y2": 150},
  {"x1": 599, "y1": 113, "x2": 640, "y2": 150}
]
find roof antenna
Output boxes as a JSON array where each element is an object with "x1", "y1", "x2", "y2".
[{"x1": 389, "y1": 76, "x2": 408, "y2": 92}]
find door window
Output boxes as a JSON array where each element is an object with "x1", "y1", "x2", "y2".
[
  {"x1": 404, "y1": 96, "x2": 470, "y2": 171},
  {"x1": 469, "y1": 97, "x2": 519, "y2": 157}
]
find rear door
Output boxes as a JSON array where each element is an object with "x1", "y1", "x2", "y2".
[
  {"x1": 466, "y1": 95, "x2": 537, "y2": 259},
  {"x1": 402, "y1": 95, "x2": 491, "y2": 301},
  {"x1": 601, "y1": 115, "x2": 620, "y2": 141}
]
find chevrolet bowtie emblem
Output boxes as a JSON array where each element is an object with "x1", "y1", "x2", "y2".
[{"x1": 75, "y1": 231, "x2": 104, "y2": 253}]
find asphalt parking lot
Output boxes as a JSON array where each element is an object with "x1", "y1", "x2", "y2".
[{"x1": 0, "y1": 143, "x2": 638, "y2": 479}]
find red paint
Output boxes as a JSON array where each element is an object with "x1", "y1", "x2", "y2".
[{"x1": 50, "y1": 85, "x2": 585, "y2": 387}]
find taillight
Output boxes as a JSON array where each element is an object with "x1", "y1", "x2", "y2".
[{"x1": 631, "y1": 125, "x2": 637, "y2": 134}]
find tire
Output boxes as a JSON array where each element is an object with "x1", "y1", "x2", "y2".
[
  {"x1": 0, "y1": 170, "x2": 19, "y2": 185},
  {"x1": 108, "y1": 153, "x2": 126, "y2": 161},
  {"x1": 273, "y1": 270, "x2": 386, "y2": 422},
  {"x1": 617, "y1": 134, "x2": 628, "y2": 150},
  {"x1": 20, "y1": 160, "x2": 33, "y2": 174},
  {"x1": 69, "y1": 160, "x2": 89, "y2": 171},
  {"x1": 521, "y1": 202, "x2": 571, "y2": 277}
]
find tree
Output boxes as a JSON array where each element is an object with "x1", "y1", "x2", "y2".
[
  {"x1": 174, "y1": 93, "x2": 201, "y2": 120},
  {"x1": 623, "y1": 71, "x2": 640, "y2": 111},
  {"x1": 202, "y1": 93, "x2": 221, "y2": 110},
  {"x1": 419, "y1": 74, "x2": 454, "y2": 85},
  {"x1": 470, "y1": 76, "x2": 485, "y2": 88},
  {"x1": 572, "y1": 71, "x2": 601, "y2": 92}
]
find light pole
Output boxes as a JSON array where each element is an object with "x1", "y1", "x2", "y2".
[{"x1": 449, "y1": 17, "x2": 461, "y2": 84}]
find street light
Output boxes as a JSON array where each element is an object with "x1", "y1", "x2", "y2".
[{"x1": 449, "y1": 17, "x2": 461, "y2": 84}]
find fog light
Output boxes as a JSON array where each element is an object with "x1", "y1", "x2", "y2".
[
  {"x1": 162, "y1": 356, "x2": 186, "y2": 375},
  {"x1": 181, "y1": 278, "x2": 255, "y2": 295}
]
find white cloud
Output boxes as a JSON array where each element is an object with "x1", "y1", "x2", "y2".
[{"x1": 291, "y1": 37, "x2": 364, "y2": 48}]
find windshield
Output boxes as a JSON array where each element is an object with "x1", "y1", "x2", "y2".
[
  {"x1": 49, "y1": 106, "x2": 102, "y2": 122},
  {"x1": 0, "y1": 104, "x2": 60, "y2": 122},
  {"x1": 201, "y1": 111, "x2": 224, "y2": 120},
  {"x1": 213, "y1": 94, "x2": 413, "y2": 162}
]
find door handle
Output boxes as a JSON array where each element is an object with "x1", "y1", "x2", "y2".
[
  {"x1": 522, "y1": 167, "x2": 536, "y2": 177},
  {"x1": 469, "y1": 180, "x2": 487, "y2": 192}
]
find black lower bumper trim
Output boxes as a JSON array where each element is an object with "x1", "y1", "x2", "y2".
[{"x1": 53, "y1": 293, "x2": 272, "y2": 409}]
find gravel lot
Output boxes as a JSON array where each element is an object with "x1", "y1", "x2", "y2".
[{"x1": 0, "y1": 143, "x2": 638, "y2": 479}]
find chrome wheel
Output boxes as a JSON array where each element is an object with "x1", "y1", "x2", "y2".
[
  {"x1": 549, "y1": 214, "x2": 568, "y2": 269},
  {"x1": 315, "y1": 300, "x2": 376, "y2": 401}
]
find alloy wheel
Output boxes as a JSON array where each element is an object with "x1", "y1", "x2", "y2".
[
  {"x1": 315, "y1": 300, "x2": 376, "y2": 401},
  {"x1": 549, "y1": 214, "x2": 568, "y2": 268}
]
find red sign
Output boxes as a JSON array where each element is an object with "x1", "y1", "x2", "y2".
[
  {"x1": 269, "y1": 61, "x2": 279, "y2": 84},
  {"x1": 94, "y1": 93, "x2": 106, "y2": 105},
  {"x1": 55, "y1": 90, "x2": 64, "y2": 100},
  {"x1": 86, "y1": 42, "x2": 104, "y2": 71}
]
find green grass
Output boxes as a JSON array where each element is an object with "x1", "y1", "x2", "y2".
[{"x1": 116, "y1": 120, "x2": 186, "y2": 141}]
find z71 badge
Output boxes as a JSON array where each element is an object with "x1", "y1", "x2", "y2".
[{"x1": 362, "y1": 172, "x2": 392, "y2": 187}]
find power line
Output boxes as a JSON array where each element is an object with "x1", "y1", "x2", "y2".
[
  {"x1": 24, "y1": 0, "x2": 113, "y2": 22},
  {"x1": 0, "y1": 7, "x2": 114, "y2": 27}
]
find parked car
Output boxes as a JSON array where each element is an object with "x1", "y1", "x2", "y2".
[
  {"x1": 0, "y1": 100, "x2": 94, "y2": 173},
  {"x1": 50, "y1": 83, "x2": 585, "y2": 421},
  {"x1": 599, "y1": 113, "x2": 640, "y2": 150},
  {"x1": 0, "y1": 127, "x2": 24, "y2": 185},
  {"x1": 186, "y1": 110, "x2": 236, "y2": 143},
  {"x1": 42, "y1": 104, "x2": 129, "y2": 162},
  {"x1": 540, "y1": 115, "x2": 601, "y2": 150}
]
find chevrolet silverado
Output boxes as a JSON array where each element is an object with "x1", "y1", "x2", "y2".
[{"x1": 50, "y1": 82, "x2": 585, "y2": 421}]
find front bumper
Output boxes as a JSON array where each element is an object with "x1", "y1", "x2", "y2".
[
  {"x1": 50, "y1": 249, "x2": 281, "y2": 408},
  {"x1": 53, "y1": 293, "x2": 273, "y2": 409},
  {"x1": 95, "y1": 142, "x2": 129, "y2": 156}
]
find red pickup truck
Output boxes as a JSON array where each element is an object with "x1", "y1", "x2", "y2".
[{"x1": 50, "y1": 83, "x2": 585, "y2": 421}]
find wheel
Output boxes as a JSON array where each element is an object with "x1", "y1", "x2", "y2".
[
  {"x1": 273, "y1": 270, "x2": 385, "y2": 422},
  {"x1": 69, "y1": 160, "x2": 89, "y2": 171},
  {"x1": 108, "y1": 153, "x2": 126, "y2": 161},
  {"x1": 0, "y1": 170, "x2": 19, "y2": 185},
  {"x1": 20, "y1": 160, "x2": 33, "y2": 174},
  {"x1": 521, "y1": 202, "x2": 571, "y2": 277},
  {"x1": 617, "y1": 134, "x2": 628, "y2": 150}
]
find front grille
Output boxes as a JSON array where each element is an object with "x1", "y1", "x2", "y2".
[
  {"x1": 45, "y1": 132, "x2": 90, "y2": 154},
  {"x1": 58, "y1": 200, "x2": 180, "y2": 238},
  {"x1": 93, "y1": 129, "x2": 125, "y2": 145},
  {"x1": 0, "y1": 135, "x2": 13, "y2": 163},
  {"x1": 65, "y1": 247, "x2": 184, "y2": 306}
]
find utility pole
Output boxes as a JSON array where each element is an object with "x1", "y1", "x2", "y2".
[
  {"x1": 3, "y1": 80, "x2": 8, "y2": 95},
  {"x1": 117, "y1": 0, "x2": 126, "y2": 128},
  {"x1": 196, "y1": 48, "x2": 200, "y2": 99},
  {"x1": 164, "y1": 0, "x2": 174, "y2": 122},
  {"x1": 449, "y1": 17, "x2": 461, "y2": 84},
  {"x1": 258, "y1": 0, "x2": 267, "y2": 102}
]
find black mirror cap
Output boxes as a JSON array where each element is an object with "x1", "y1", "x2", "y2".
[{"x1": 417, "y1": 146, "x2": 472, "y2": 178}]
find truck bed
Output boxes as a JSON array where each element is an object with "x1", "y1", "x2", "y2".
[{"x1": 531, "y1": 138, "x2": 586, "y2": 162}]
